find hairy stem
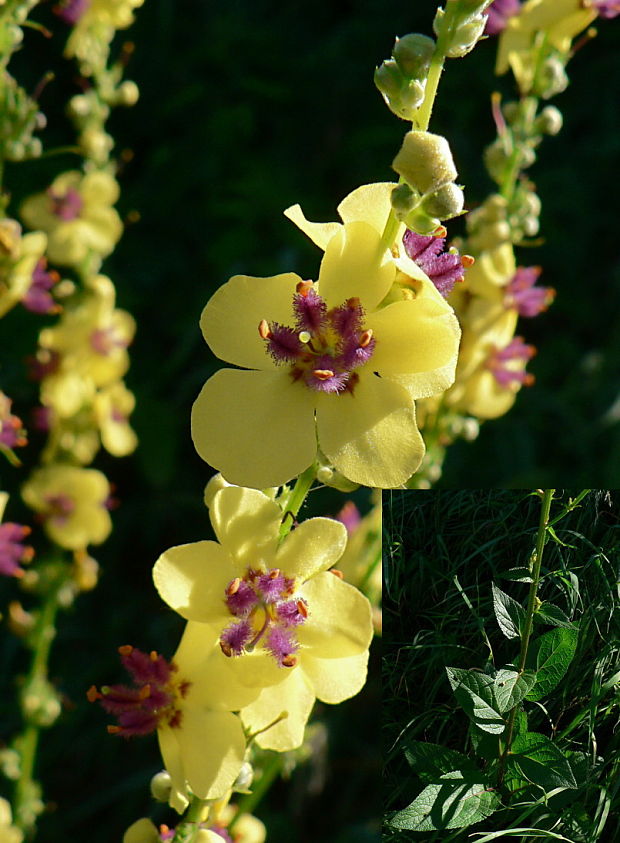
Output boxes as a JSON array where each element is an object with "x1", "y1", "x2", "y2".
[{"x1": 278, "y1": 462, "x2": 317, "y2": 541}]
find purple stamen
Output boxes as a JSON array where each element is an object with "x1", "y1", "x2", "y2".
[
  {"x1": 335, "y1": 501, "x2": 362, "y2": 534},
  {"x1": 266, "y1": 627, "x2": 298, "y2": 668},
  {"x1": 225, "y1": 579, "x2": 259, "y2": 616},
  {"x1": 591, "y1": 0, "x2": 620, "y2": 19},
  {"x1": 44, "y1": 493, "x2": 75, "y2": 524},
  {"x1": 90, "y1": 327, "x2": 129, "y2": 356},
  {"x1": 0, "y1": 393, "x2": 27, "y2": 450},
  {"x1": 54, "y1": 0, "x2": 90, "y2": 24},
  {"x1": 256, "y1": 570, "x2": 294, "y2": 602},
  {"x1": 48, "y1": 186, "x2": 83, "y2": 221},
  {"x1": 220, "y1": 620, "x2": 253, "y2": 656},
  {"x1": 276, "y1": 599, "x2": 308, "y2": 627},
  {"x1": 487, "y1": 337, "x2": 536, "y2": 388},
  {"x1": 505, "y1": 266, "x2": 555, "y2": 317},
  {"x1": 484, "y1": 0, "x2": 522, "y2": 35},
  {"x1": 22, "y1": 259, "x2": 60, "y2": 315},
  {"x1": 0, "y1": 523, "x2": 33, "y2": 578},
  {"x1": 403, "y1": 229, "x2": 466, "y2": 297},
  {"x1": 329, "y1": 298, "x2": 364, "y2": 337},
  {"x1": 294, "y1": 287, "x2": 327, "y2": 332},
  {"x1": 266, "y1": 323, "x2": 303, "y2": 363}
]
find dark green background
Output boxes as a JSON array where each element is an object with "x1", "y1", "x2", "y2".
[{"x1": 1, "y1": 0, "x2": 619, "y2": 840}]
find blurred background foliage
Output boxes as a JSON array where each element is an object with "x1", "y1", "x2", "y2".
[{"x1": 1, "y1": 0, "x2": 619, "y2": 838}]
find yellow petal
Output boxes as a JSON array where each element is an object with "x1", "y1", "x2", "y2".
[
  {"x1": 209, "y1": 486, "x2": 281, "y2": 569},
  {"x1": 153, "y1": 540, "x2": 235, "y2": 624},
  {"x1": 175, "y1": 709, "x2": 245, "y2": 799},
  {"x1": 317, "y1": 222, "x2": 395, "y2": 311},
  {"x1": 275, "y1": 517, "x2": 347, "y2": 582},
  {"x1": 122, "y1": 818, "x2": 160, "y2": 843},
  {"x1": 301, "y1": 650, "x2": 369, "y2": 704},
  {"x1": 462, "y1": 370, "x2": 518, "y2": 419},
  {"x1": 191, "y1": 369, "x2": 317, "y2": 489},
  {"x1": 297, "y1": 572, "x2": 373, "y2": 657},
  {"x1": 201, "y1": 272, "x2": 302, "y2": 370},
  {"x1": 283, "y1": 204, "x2": 341, "y2": 250},
  {"x1": 174, "y1": 622, "x2": 259, "y2": 711},
  {"x1": 337, "y1": 181, "x2": 400, "y2": 235},
  {"x1": 81, "y1": 170, "x2": 120, "y2": 206},
  {"x1": 157, "y1": 727, "x2": 189, "y2": 811},
  {"x1": 316, "y1": 374, "x2": 424, "y2": 487},
  {"x1": 368, "y1": 299, "x2": 460, "y2": 382},
  {"x1": 240, "y1": 667, "x2": 315, "y2": 751}
]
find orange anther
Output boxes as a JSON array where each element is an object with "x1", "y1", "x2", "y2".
[
  {"x1": 461, "y1": 254, "x2": 475, "y2": 268},
  {"x1": 433, "y1": 225, "x2": 447, "y2": 238},
  {"x1": 313, "y1": 369, "x2": 335, "y2": 381},
  {"x1": 220, "y1": 640, "x2": 233, "y2": 658},
  {"x1": 296, "y1": 280, "x2": 314, "y2": 297},
  {"x1": 139, "y1": 684, "x2": 151, "y2": 700},
  {"x1": 107, "y1": 725, "x2": 122, "y2": 735},
  {"x1": 330, "y1": 569, "x2": 344, "y2": 579},
  {"x1": 150, "y1": 651, "x2": 159, "y2": 661},
  {"x1": 296, "y1": 600, "x2": 308, "y2": 618},
  {"x1": 118, "y1": 644, "x2": 133, "y2": 656},
  {"x1": 258, "y1": 319, "x2": 271, "y2": 339},
  {"x1": 359, "y1": 329, "x2": 373, "y2": 348},
  {"x1": 281, "y1": 655, "x2": 297, "y2": 668},
  {"x1": 524, "y1": 374, "x2": 536, "y2": 386},
  {"x1": 268, "y1": 568, "x2": 280, "y2": 579},
  {"x1": 86, "y1": 685, "x2": 101, "y2": 702},
  {"x1": 227, "y1": 577, "x2": 242, "y2": 595}
]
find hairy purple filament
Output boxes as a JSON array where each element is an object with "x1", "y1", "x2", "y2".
[
  {"x1": 403, "y1": 229, "x2": 467, "y2": 297},
  {"x1": 487, "y1": 337, "x2": 536, "y2": 388},
  {"x1": 220, "y1": 567, "x2": 308, "y2": 668},
  {"x1": 259, "y1": 283, "x2": 375, "y2": 394},
  {"x1": 505, "y1": 266, "x2": 555, "y2": 318}
]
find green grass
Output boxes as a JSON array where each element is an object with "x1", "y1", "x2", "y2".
[{"x1": 383, "y1": 490, "x2": 620, "y2": 842}]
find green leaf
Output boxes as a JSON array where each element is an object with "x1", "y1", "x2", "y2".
[
  {"x1": 513, "y1": 707, "x2": 528, "y2": 738},
  {"x1": 387, "y1": 770, "x2": 500, "y2": 831},
  {"x1": 492, "y1": 583, "x2": 526, "y2": 639},
  {"x1": 511, "y1": 732, "x2": 577, "y2": 790},
  {"x1": 493, "y1": 669, "x2": 537, "y2": 713},
  {"x1": 446, "y1": 668, "x2": 506, "y2": 734},
  {"x1": 498, "y1": 566, "x2": 533, "y2": 583},
  {"x1": 546, "y1": 526, "x2": 577, "y2": 548},
  {"x1": 403, "y1": 740, "x2": 477, "y2": 782},
  {"x1": 525, "y1": 627, "x2": 579, "y2": 701},
  {"x1": 534, "y1": 602, "x2": 575, "y2": 629}
]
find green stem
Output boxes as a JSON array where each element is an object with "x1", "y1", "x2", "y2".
[
  {"x1": 278, "y1": 463, "x2": 317, "y2": 541},
  {"x1": 497, "y1": 488, "x2": 554, "y2": 788},
  {"x1": 13, "y1": 576, "x2": 64, "y2": 833},
  {"x1": 171, "y1": 795, "x2": 209, "y2": 843}
]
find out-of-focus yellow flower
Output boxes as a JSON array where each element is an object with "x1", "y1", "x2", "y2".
[
  {"x1": 0, "y1": 797, "x2": 23, "y2": 843},
  {"x1": 497, "y1": 0, "x2": 596, "y2": 87},
  {"x1": 93, "y1": 380, "x2": 138, "y2": 456},
  {"x1": 38, "y1": 275, "x2": 134, "y2": 418},
  {"x1": 20, "y1": 170, "x2": 122, "y2": 266},
  {"x1": 123, "y1": 817, "x2": 223, "y2": 843},
  {"x1": 334, "y1": 496, "x2": 382, "y2": 605},
  {"x1": 209, "y1": 804, "x2": 266, "y2": 843},
  {"x1": 153, "y1": 485, "x2": 374, "y2": 751},
  {"x1": 22, "y1": 464, "x2": 112, "y2": 550},
  {"x1": 60, "y1": 0, "x2": 145, "y2": 68},
  {"x1": 0, "y1": 221, "x2": 48, "y2": 318},
  {"x1": 192, "y1": 218, "x2": 460, "y2": 488}
]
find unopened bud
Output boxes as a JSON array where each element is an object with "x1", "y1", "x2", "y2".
[
  {"x1": 21, "y1": 676, "x2": 61, "y2": 727},
  {"x1": 374, "y1": 60, "x2": 425, "y2": 120},
  {"x1": 422, "y1": 182, "x2": 465, "y2": 219},
  {"x1": 536, "y1": 105, "x2": 563, "y2": 135},
  {"x1": 535, "y1": 55, "x2": 569, "y2": 99},
  {"x1": 390, "y1": 183, "x2": 419, "y2": 220},
  {"x1": 316, "y1": 464, "x2": 359, "y2": 493},
  {"x1": 393, "y1": 33, "x2": 435, "y2": 79},
  {"x1": 232, "y1": 760, "x2": 254, "y2": 793},
  {"x1": 404, "y1": 208, "x2": 442, "y2": 236},
  {"x1": 433, "y1": 7, "x2": 487, "y2": 57},
  {"x1": 150, "y1": 770, "x2": 172, "y2": 802},
  {"x1": 117, "y1": 80, "x2": 140, "y2": 107},
  {"x1": 392, "y1": 131, "x2": 458, "y2": 194}
]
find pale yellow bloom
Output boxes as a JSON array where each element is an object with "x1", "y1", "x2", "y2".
[
  {"x1": 64, "y1": 0, "x2": 145, "y2": 69},
  {"x1": 0, "y1": 223, "x2": 48, "y2": 318},
  {"x1": 22, "y1": 464, "x2": 112, "y2": 550},
  {"x1": 153, "y1": 485, "x2": 374, "y2": 751},
  {"x1": 0, "y1": 798, "x2": 23, "y2": 843},
  {"x1": 20, "y1": 170, "x2": 122, "y2": 266}
]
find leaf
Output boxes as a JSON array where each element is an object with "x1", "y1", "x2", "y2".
[
  {"x1": 511, "y1": 731, "x2": 577, "y2": 790},
  {"x1": 492, "y1": 583, "x2": 526, "y2": 639},
  {"x1": 525, "y1": 627, "x2": 579, "y2": 701},
  {"x1": 446, "y1": 668, "x2": 506, "y2": 734},
  {"x1": 403, "y1": 740, "x2": 477, "y2": 782},
  {"x1": 534, "y1": 602, "x2": 575, "y2": 629},
  {"x1": 387, "y1": 770, "x2": 500, "y2": 831},
  {"x1": 499, "y1": 566, "x2": 533, "y2": 583},
  {"x1": 493, "y1": 669, "x2": 537, "y2": 713},
  {"x1": 546, "y1": 526, "x2": 577, "y2": 548}
]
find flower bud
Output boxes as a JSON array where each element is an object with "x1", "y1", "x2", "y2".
[
  {"x1": 403, "y1": 208, "x2": 442, "y2": 236},
  {"x1": 316, "y1": 463, "x2": 359, "y2": 492},
  {"x1": 536, "y1": 105, "x2": 563, "y2": 136},
  {"x1": 390, "y1": 183, "x2": 419, "y2": 220},
  {"x1": 522, "y1": 215, "x2": 540, "y2": 237},
  {"x1": 117, "y1": 80, "x2": 140, "y2": 107},
  {"x1": 374, "y1": 60, "x2": 425, "y2": 120},
  {"x1": 534, "y1": 55, "x2": 569, "y2": 99},
  {"x1": 433, "y1": 7, "x2": 487, "y2": 57},
  {"x1": 393, "y1": 33, "x2": 435, "y2": 79},
  {"x1": 150, "y1": 770, "x2": 172, "y2": 802},
  {"x1": 232, "y1": 760, "x2": 254, "y2": 793},
  {"x1": 392, "y1": 131, "x2": 458, "y2": 195},
  {"x1": 21, "y1": 676, "x2": 61, "y2": 727},
  {"x1": 422, "y1": 182, "x2": 465, "y2": 219}
]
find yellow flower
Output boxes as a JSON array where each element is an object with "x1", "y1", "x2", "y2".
[
  {"x1": 0, "y1": 222, "x2": 48, "y2": 318},
  {"x1": 0, "y1": 797, "x2": 23, "y2": 843},
  {"x1": 20, "y1": 170, "x2": 122, "y2": 266},
  {"x1": 209, "y1": 804, "x2": 266, "y2": 843},
  {"x1": 192, "y1": 218, "x2": 460, "y2": 488},
  {"x1": 62, "y1": 0, "x2": 145, "y2": 68},
  {"x1": 93, "y1": 380, "x2": 138, "y2": 456},
  {"x1": 153, "y1": 485, "x2": 374, "y2": 751},
  {"x1": 21, "y1": 464, "x2": 112, "y2": 550},
  {"x1": 497, "y1": 0, "x2": 596, "y2": 86},
  {"x1": 123, "y1": 818, "x2": 223, "y2": 843},
  {"x1": 90, "y1": 625, "x2": 255, "y2": 807},
  {"x1": 333, "y1": 495, "x2": 382, "y2": 606}
]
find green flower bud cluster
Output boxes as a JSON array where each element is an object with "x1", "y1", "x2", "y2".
[
  {"x1": 374, "y1": 33, "x2": 435, "y2": 121},
  {"x1": 0, "y1": 74, "x2": 45, "y2": 162},
  {"x1": 508, "y1": 181, "x2": 541, "y2": 242},
  {"x1": 391, "y1": 131, "x2": 465, "y2": 234},
  {"x1": 534, "y1": 53, "x2": 570, "y2": 99},
  {"x1": 433, "y1": 0, "x2": 491, "y2": 59},
  {"x1": 20, "y1": 676, "x2": 62, "y2": 728}
]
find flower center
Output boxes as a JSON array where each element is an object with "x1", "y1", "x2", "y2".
[
  {"x1": 48, "y1": 186, "x2": 83, "y2": 221},
  {"x1": 90, "y1": 326, "x2": 129, "y2": 356},
  {"x1": 54, "y1": 0, "x2": 91, "y2": 26},
  {"x1": 219, "y1": 567, "x2": 308, "y2": 668},
  {"x1": 504, "y1": 266, "x2": 555, "y2": 318},
  {"x1": 44, "y1": 493, "x2": 75, "y2": 524},
  {"x1": 258, "y1": 282, "x2": 375, "y2": 394},
  {"x1": 87, "y1": 646, "x2": 191, "y2": 736}
]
